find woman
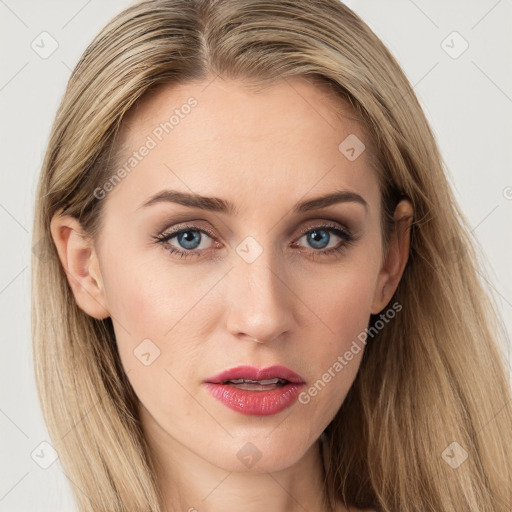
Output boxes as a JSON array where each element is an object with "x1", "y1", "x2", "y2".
[{"x1": 32, "y1": 0, "x2": 512, "y2": 511}]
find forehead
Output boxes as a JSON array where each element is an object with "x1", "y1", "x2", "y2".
[
  {"x1": 119, "y1": 75, "x2": 367, "y2": 147},
  {"x1": 104, "y1": 75, "x2": 380, "y2": 220}
]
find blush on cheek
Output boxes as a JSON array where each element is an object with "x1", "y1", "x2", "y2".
[
  {"x1": 106, "y1": 264, "x2": 164, "y2": 333},
  {"x1": 320, "y1": 289, "x2": 374, "y2": 377},
  {"x1": 329, "y1": 278, "x2": 373, "y2": 324}
]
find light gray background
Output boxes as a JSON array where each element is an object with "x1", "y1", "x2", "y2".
[{"x1": 1, "y1": 1, "x2": 511, "y2": 510}]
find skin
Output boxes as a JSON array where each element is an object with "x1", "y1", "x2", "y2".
[{"x1": 51, "y1": 75, "x2": 413, "y2": 512}]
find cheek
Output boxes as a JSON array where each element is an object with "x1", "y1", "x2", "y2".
[
  {"x1": 102, "y1": 247, "x2": 201, "y2": 337},
  {"x1": 99, "y1": 251, "x2": 177, "y2": 369},
  {"x1": 301, "y1": 252, "x2": 378, "y2": 341},
  {"x1": 103, "y1": 258, "x2": 208, "y2": 424},
  {"x1": 101, "y1": 250, "x2": 223, "y2": 384},
  {"x1": 294, "y1": 256, "x2": 378, "y2": 421}
]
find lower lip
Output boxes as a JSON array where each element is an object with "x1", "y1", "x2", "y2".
[{"x1": 203, "y1": 382, "x2": 305, "y2": 416}]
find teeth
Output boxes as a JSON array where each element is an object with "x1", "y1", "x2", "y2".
[
  {"x1": 258, "y1": 378, "x2": 282, "y2": 385},
  {"x1": 224, "y1": 378, "x2": 287, "y2": 385}
]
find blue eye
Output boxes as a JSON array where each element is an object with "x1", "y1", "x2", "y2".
[
  {"x1": 172, "y1": 230, "x2": 206, "y2": 251},
  {"x1": 154, "y1": 226, "x2": 215, "y2": 259},
  {"x1": 292, "y1": 224, "x2": 355, "y2": 261},
  {"x1": 153, "y1": 223, "x2": 356, "y2": 261},
  {"x1": 300, "y1": 228, "x2": 340, "y2": 250}
]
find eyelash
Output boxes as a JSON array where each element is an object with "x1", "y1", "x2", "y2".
[{"x1": 152, "y1": 222, "x2": 356, "y2": 261}]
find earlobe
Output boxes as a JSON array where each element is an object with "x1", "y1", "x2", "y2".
[
  {"x1": 50, "y1": 211, "x2": 110, "y2": 319},
  {"x1": 371, "y1": 199, "x2": 413, "y2": 314}
]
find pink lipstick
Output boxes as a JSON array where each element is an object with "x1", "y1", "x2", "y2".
[{"x1": 203, "y1": 365, "x2": 305, "y2": 416}]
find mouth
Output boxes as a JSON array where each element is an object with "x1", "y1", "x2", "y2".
[
  {"x1": 204, "y1": 364, "x2": 305, "y2": 386},
  {"x1": 203, "y1": 365, "x2": 306, "y2": 416},
  {"x1": 218, "y1": 377, "x2": 290, "y2": 391}
]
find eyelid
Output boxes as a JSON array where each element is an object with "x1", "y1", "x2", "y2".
[
  {"x1": 156, "y1": 218, "x2": 352, "y2": 243},
  {"x1": 156, "y1": 222, "x2": 216, "y2": 239},
  {"x1": 295, "y1": 220, "x2": 351, "y2": 237}
]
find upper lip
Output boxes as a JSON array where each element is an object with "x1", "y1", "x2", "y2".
[{"x1": 204, "y1": 365, "x2": 305, "y2": 384}]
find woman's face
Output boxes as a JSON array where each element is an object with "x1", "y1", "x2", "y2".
[{"x1": 56, "y1": 76, "x2": 408, "y2": 474}]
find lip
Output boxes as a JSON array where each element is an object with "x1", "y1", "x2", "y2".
[
  {"x1": 203, "y1": 365, "x2": 306, "y2": 416},
  {"x1": 204, "y1": 365, "x2": 305, "y2": 385}
]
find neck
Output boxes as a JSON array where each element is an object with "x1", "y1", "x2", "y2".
[{"x1": 141, "y1": 411, "x2": 334, "y2": 512}]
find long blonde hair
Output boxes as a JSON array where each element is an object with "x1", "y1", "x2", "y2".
[{"x1": 32, "y1": 0, "x2": 512, "y2": 510}]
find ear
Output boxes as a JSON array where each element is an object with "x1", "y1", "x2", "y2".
[
  {"x1": 50, "y1": 210, "x2": 110, "y2": 319},
  {"x1": 371, "y1": 199, "x2": 414, "y2": 314}
]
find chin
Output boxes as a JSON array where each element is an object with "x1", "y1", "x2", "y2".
[{"x1": 203, "y1": 429, "x2": 316, "y2": 473}]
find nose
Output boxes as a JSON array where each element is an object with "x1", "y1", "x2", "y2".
[{"x1": 225, "y1": 245, "x2": 295, "y2": 345}]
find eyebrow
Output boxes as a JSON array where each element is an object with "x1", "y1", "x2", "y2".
[{"x1": 138, "y1": 188, "x2": 368, "y2": 215}]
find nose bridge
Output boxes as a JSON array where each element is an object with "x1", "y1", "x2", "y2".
[{"x1": 225, "y1": 236, "x2": 293, "y2": 341}]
